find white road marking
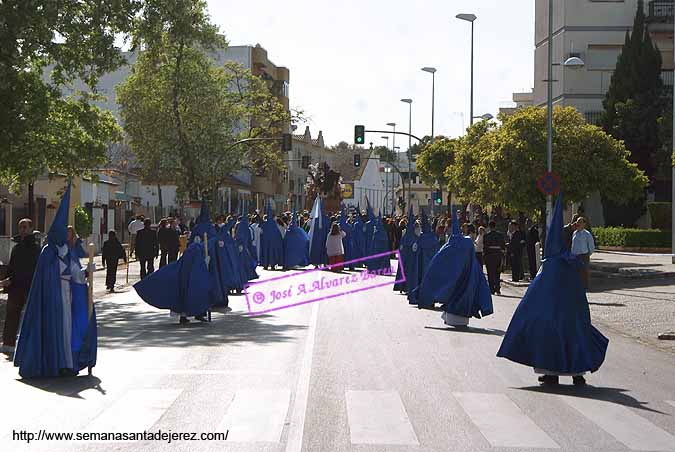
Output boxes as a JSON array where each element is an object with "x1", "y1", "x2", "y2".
[
  {"x1": 453, "y1": 392, "x2": 559, "y2": 449},
  {"x1": 562, "y1": 396, "x2": 675, "y2": 451},
  {"x1": 85, "y1": 389, "x2": 182, "y2": 439},
  {"x1": 219, "y1": 389, "x2": 291, "y2": 442},
  {"x1": 346, "y1": 390, "x2": 419, "y2": 445},
  {"x1": 284, "y1": 301, "x2": 319, "y2": 452}
]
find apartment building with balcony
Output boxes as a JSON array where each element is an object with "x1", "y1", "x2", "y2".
[{"x1": 534, "y1": 0, "x2": 673, "y2": 125}]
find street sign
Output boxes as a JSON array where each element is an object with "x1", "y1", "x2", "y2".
[
  {"x1": 536, "y1": 171, "x2": 561, "y2": 196},
  {"x1": 342, "y1": 183, "x2": 354, "y2": 199}
]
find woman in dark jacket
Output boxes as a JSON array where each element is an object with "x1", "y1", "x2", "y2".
[{"x1": 102, "y1": 230, "x2": 127, "y2": 292}]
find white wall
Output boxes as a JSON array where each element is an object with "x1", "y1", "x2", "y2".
[{"x1": 140, "y1": 185, "x2": 178, "y2": 209}]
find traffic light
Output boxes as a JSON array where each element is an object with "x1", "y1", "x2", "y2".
[
  {"x1": 282, "y1": 133, "x2": 292, "y2": 151},
  {"x1": 353, "y1": 154, "x2": 361, "y2": 167},
  {"x1": 354, "y1": 125, "x2": 365, "y2": 145},
  {"x1": 434, "y1": 191, "x2": 442, "y2": 205}
]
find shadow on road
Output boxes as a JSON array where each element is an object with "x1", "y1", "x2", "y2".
[
  {"x1": 516, "y1": 384, "x2": 667, "y2": 414},
  {"x1": 94, "y1": 296, "x2": 308, "y2": 350},
  {"x1": 18, "y1": 375, "x2": 106, "y2": 399},
  {"x1": 424, "y1": 326, "x2": 506, "y2": 337},
  {"x1": 588, "y1": 276, "x2": 675, "y2": 293},
  {"x1": 588, "y1": 302, "x2": 626, "y2": 307}
]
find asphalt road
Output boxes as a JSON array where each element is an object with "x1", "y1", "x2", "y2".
[{"x1": 1, "y1": 265, "x2": 674, "y2": 452}]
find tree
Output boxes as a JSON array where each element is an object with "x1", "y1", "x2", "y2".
[
  {"x1": 0, "y1": 0, "x2": 138, "y2": 189},
  {"x1": 448, "y1": 107, "x2": 648, "y2": 217},
  {"x1": 602, "y1": 0, "x2": 663, "y2": 179},
  {"x1": 415, "y1": 136, "x2": 455, "y2": 188},
  {"x1": 118, "y1": 1, "x2": 289, "y2": 201},
  {"x1": 408, "y1": 135, "x2": 433, "y2": 157}
]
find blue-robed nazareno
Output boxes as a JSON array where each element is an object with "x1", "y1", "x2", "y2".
[
  {"x1": 366, "y1": 213, "x2": 391, "y2": 272},
  {"x1": 394, "y1": 209, "x2": 419, "y2": 294},
  {"x1": 412, "y1": 211, "x2": 439, "y2": 293},
  {"x1": 363, "y1": 201, "x2": 375, "y2": 262},
  {"x1": 234, "y1": 216, "x2": 259, "y2": 284},
  {"x1": 134, "y1": 240, "x2": 215, "y2": 316},
  {"x1": 497, "y1": 193, "x2": 608, "y2": 375},
  {"x1": 352, "y1": 206, "x2": 366, "y2": 262},
  {"x1": 215, "y1": 219, "x2": 241, "y2": 294},
  {"x1": 308, "y1": 197, "x2": 330, "y2": 266},
  {"x1": 339, "y1": 208, "x2": 355, "y2": 267},
  {"x1": 260, "y1": 204, "x2": 284, "y2": 269},
  {"x1": 189, "y1": 199, "x2": 217, "y2": 245},
  {"x1": 284, "y1": 210, "x2": 310, "y2": 269},
  {"x1": 14, "y1": 184, "x2": 97, "y2": 378},
  {"x1": 409, "y1": 208, "x2": 493, "y2": 323}
]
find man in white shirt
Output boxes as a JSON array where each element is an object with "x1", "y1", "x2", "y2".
[
  {"x1": 128, "y1": 215, "x2": 145, "y2": 259},
  {"x1": 571, "y1": 217, "x2": 595, "y2": 289}
]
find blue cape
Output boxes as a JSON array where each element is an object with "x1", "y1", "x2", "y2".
[
  {"x1": 14, "y1": 183, "x2": 97, "y2": 378},
  {"x1": 134, "y1": 241, "x2": 215, "y2": 316},
  {"x1": 352, "y1": 214, "x2": 366, "y2": 261},
  {"x1": 235, "y1": 217, "x2": 259, "y2": 283},
  {"x1": 415, "y1": 210, "x2": 440, "y2": 291},
  {"x1": 284, "y1": 210, "x2": 310, "y2": 268},
  {"x1": 366, "y1": 214, "x2": 390, "y2": 272},
  {"x1": 260, "y1": 204, "x2": 284, "y2": 268},
  {"x1": 308, "y1": 197, "x2": 330, "y2": 266},
  {"x1": 214, "y1": 219, "x2": 241, "y2": 293},
  {"x1": 409, "y1": 207, "x2": 493, "y2": 318},
  {"x1": 339, "y1": 208, "x2": 355, "y2": 264},
  {"x1": 394, "y1": 209, "x2": 419, "y2": 293},
  {"x1": 497, "y1": 193, "x2": 608, "y2": 373},
  {"x1": 363, "y1": 200, "x2": 375, "y2": 262},
  {"x1": 189, "y1": 199, "x2": 217, "y2": 244}
]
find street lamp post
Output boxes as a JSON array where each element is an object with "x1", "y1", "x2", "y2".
[
  {"x1": 381, "y1": 135, "x2": 390, "y2": 215},
  {"x1": 544, "y1": 0, "x2": 585, "y2": 228},
  {"x1": 387, "y1": 122, "x2": 396, "y2": 213},
  {"x1": 672, "y1": 14, "x2": 675, "y2": 264},
  {"x1": 456, "y1": 13, "x2": 477, "y2": 126},
  {"x1": 421, "y1": 67, "x2": 437, "y2": 140},
  {"x1": 401, "y1": 99, "x2": 413, "y2": 213}
]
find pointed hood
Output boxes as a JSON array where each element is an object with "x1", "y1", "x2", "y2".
[
  {"x1": 544, "y1": 192, "x2": 566, "y2": 258},
  {"x1": 266, "y1": 201, "x2": 274, "y2": 221},
  {"x1": 421, "y1": 209, "x2": 431, "y2": 233},
  {"x1": 356, "y1": 202, "x2": 361, "y2": 217},
  {"x1": 48, "y1": 183, "x2": 71, "y2": 246},
  {"x1": 365, "y1": 198, "x2": 375, "y2": 221},
  {"x1": 291, "y1": 209, "x2": 298, "y2": 227},
  {"x1": 451, "y1": 205, "x2": 461, "y2": 236},
  {"x1": 197, "y1": 198, "x2": 210, "y2": 224}
]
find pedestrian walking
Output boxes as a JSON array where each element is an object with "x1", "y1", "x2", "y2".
[
  {"x1": 0, "y1": 219, "x2": 40, "y2": 353},
  {"x1": 127, "y1": 215, "x2": 144, "y2": 259},
  {"x1": 571, "y1": 217, "x2": 595, "y2": 290},
  {"x1": 526, "y1": 219, "x2": 540, "y2": 280},
  {"x1": 326, "y1": 222, "x2": 346, "y2": 272},
  {"x1": 509, "y1": 221, "x2": 526, "y2": 282},
  {"x1": 483, "y1": 221, "x2": 505, "y2": 295},
  {"x1": 135, "y1": 219, "x2": 158, "y2": 279},
  {"x1": 102, "y1": 230, "x2": 127, "y2": 292},
  {"x1": 475, "y1": 225, "x2": 485, "y2": 269}
]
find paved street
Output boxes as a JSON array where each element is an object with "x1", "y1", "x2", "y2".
[{"x1": 1, "y1": 264, "x2": 674, "y2": 452}]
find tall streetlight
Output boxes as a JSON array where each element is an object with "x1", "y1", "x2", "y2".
[
  {"x1": 381, "y1": 136, "x2": 390, "y2": 214},
  {"x1": 401, "y1": 99, "x2": 413, "y2": 211},
  {"x1": 387, "y1": 122, "x2": 396, "y2": 213},
  {"x1": 421, "y1": 67, "x2": 437, "y2": 140},
  {"x1": 544, "y1": 0, "x2": 585, "y2": 228},
  {"x1": 456, "y1": 13, "x2": 477, "y2": 126},
  {"x1": 473, "y1": 113, "x2": 493, "y2": 121},
  {"x1": 672, "y1": 15, "x2": 675, "y2": 264}
]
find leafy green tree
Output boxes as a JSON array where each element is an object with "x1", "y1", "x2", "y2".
[
  {"x1": 118, "y1": 1, "x2": 289, "y2": 201},
  {"x1": 74, "y1": 206, "x2": 93, "y2": 238},
  {"x1": 0, "y1": 0, "x2": 138, "y2": 189},
  {"x1": 602, "y1": 0, "x2": 663, "y2": 179},
  {"x1": 449, "y1": 107, "x2": 648, "y2": 217},
  {"x1": 416, "y1": 136, "x2": 455, "y2": 188}
]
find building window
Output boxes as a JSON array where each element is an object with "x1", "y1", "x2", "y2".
[
  {"x1": 584, "y1": 111, "x2": 604, "y2": 125},
  {"x1": 301, "y1": 155, "x2": 311, "y2": 169}
]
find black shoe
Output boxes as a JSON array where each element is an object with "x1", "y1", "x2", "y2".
[
  {"x1": 573, "y1": 376, "x2": 586, "y2": 386},
  {"x1": 496, "y1": 289, "x2": 501, "y2": 295},
  {"x1": 538, "y1": 375, "x2": 559, "y2": 385},
  {"x1": 179, "y1": 316, "x2": 190, "y2": 325},
  {"x1": 195, "y1": 315, "x2": 208, "y2": 322}
]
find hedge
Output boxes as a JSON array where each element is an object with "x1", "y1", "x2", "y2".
[
  {"x1": 647, "y1": 202, "x2": 671, "y2": 230},
  {"x1": 592, "y1": 227, "x2": 671, "y2": 248}
]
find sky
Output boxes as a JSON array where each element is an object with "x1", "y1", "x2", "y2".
[{"x1": 208, "y1": 0, "x2": 535, "y2": 148}]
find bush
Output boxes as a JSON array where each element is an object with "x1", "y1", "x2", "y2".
[
  {"x1": 74, "y1": 206, "x2": 92, "y2": 238},
  {"x1": 647, "y1": 202, "x2": 671, "y2": 229},
  {"x1": 593, "y1": 227, "x2": 671, "y2": 248}
]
